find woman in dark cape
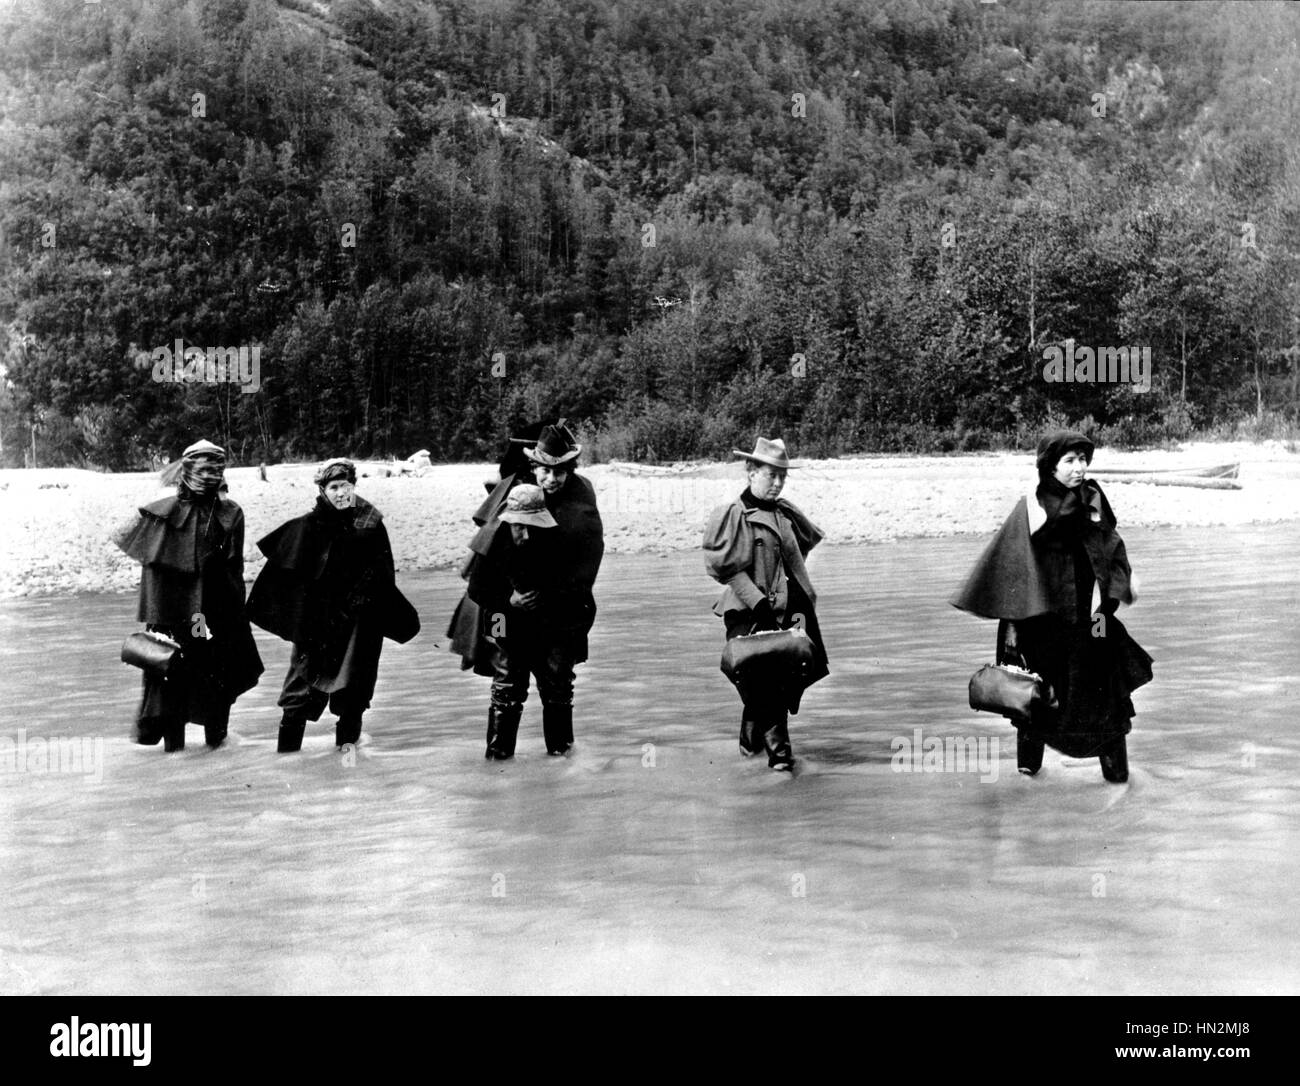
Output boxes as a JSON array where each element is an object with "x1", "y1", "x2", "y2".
[
  {"x1": 248, "y1": 459, "x2": 418, "y2": 752},
  {"x1": 951, "y1": 430, "x2": 1153, "y2": 781},
  {"x1": 113, "y1": 439, "x2": 263, "y2": 751}
]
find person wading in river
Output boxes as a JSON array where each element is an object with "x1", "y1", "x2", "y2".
[
  {"x1": 703, "y1": 437, "x2": 829, "y2": 771},
  {"x1": 248, "y1": 458, "x2": 419, "y2": 752},
  {"x1": 113, "y1": 439, "x2": 263, "y2": 751},
  {"x1": 950, "y1": 430, "x2": 1153, "y2": 782},
  {"x1": 458, "y1": 425, "x2": 604, "y2": 758}
]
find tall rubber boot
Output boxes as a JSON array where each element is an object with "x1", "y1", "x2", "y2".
[
  {"x1": 277, "y1": 713, "x2": 307, "y2": 753},
  {"x1": 1017, "y1": 731, "x2": 1045, "y2": 776},
  {"x1": 486, "y1": 703, "x2": 521, "y2": 760},
  {"x1": 1099, "y1": 735, "x2": 1129, "y2": 783},
  {"x1": 205, "y1": 723, "x2": 228, "y2": 749},
  {"x1": 739, "y1": 710, "x2": 762, "y2": 757},
  {"x1": 335, "y1": 714, "x2": 363, "y2": 748},
  {"x1": 763, "y1": 713, "x2": 793, "y2": 771},
  {"x1": 163, "y1": 722, "x2": 186, "y2": 753},
  {"x1": 543, "y1": 703, "x2": 573, "y2": 756}
]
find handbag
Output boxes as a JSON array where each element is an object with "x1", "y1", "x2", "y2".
[
  {"x1": 968, "y1": 657, "x2": 1057, "y2": 721},
  {"x1": 721, "y1": 627, "x2": 814, "y2": 704},
  {"x1": 121, "y1": 630, "x2": 182, "y2": 676}
]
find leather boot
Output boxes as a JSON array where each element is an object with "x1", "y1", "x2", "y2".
[
  {"x1": 763, "y1": 714, "x2": 794, "y2": 771},
  {"x1": 543, "y1": 703, "x2": 573, "y2": 755},
  {"x1": 135, "y1": 717, "x2": 164, "y2": 746},
  {"x1": 277, "y1": 713, "x2": 307, "y2": 753},
  {"x1": 1099, "y1": 735, "x2": 1129, "y2": 783},
  {"x1": 739, "y1": 710, "x2": 762, "y2": 757},
  {"x1": 335, "y1": 714, "x2": 363, "y2": 747},
  {"x1": 1017, "y1": 731, "x2": 1045, "y2": 776},
  {"x1": 486, "y1": 703, "x2": 521, "y2": 760}
]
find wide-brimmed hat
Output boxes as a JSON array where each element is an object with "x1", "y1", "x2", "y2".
[
  {"x1": 518, "y1": 421, "x2": 581, "y2": 466},
  {"x1": 500, "y1": 484, "x2": 557, "y2": 528},
  {"x1": 733, "y1": 436, "x2": 795, "y2": 470}
]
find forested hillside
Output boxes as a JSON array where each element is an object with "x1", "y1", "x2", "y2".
[{"x1": 1, "y1": 0, "x2": 1297, "y2": 467}]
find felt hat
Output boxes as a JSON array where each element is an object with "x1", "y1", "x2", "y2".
[
  {"x1": 733, "y1": 436, "x2": 794, "y2": 470},
  {"x1": 519, "y1": 420, "x2": 581, "y2": 466}
]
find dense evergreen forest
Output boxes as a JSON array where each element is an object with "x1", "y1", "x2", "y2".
[{"x1": 1, "y1": 0, "x2": 1297, "y2": 468}]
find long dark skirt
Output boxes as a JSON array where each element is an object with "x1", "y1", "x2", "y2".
[
  {"x1": 999, "y1": 612, "x2": 1152, "y2": 758},
  {"x1": 136, "y1": 630, "x2": 234, "y2": 733}
]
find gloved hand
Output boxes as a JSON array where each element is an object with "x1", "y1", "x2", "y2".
[
  {"x1": 1100, "y1": 596, "x2": 1119, "y2": 616},
  {"x1": 750, "y1": 599, "x2": 778, "y2": 632},
  {"x1": 1002, "y1": 621, "x2": 1019, "y2": 661}
]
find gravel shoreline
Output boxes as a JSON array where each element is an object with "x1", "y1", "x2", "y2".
[{"x1": 2, "y1": 440, "x2": 1297, "y2": 599}]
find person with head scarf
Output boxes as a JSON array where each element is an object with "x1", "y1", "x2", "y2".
[
  {"x1": 453, "y1": 422, "x2": 604, "y2": 757},
  {"x1": 702, "y1": 437, "x2": 829, "y2": 772},
  {"x1": 951, "y1": 430, "x2": 1153, "y2": 781},
  {"x1": 247, "y1": 458, "x2": 419, "y2": 752},
  {"x1": 113, "y1": 439, "x2": 263, "y2": 751}
]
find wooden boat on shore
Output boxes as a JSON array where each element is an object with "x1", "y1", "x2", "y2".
[{"x1": 1090, "y1": 463, "x2": 1242, "y2": 489}]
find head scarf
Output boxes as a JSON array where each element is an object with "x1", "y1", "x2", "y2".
[
  {"x1": 178, "y1": 439, "x2": 226, "y2": 499},
  {"x1": 314, "y1": 458, "x2": 357, "y2": 489}
]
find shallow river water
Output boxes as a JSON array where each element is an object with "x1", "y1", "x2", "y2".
[{"x1": 1, "y1": 526, "x2": 1297, "y2": 994}]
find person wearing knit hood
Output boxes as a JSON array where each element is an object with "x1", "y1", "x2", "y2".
[{"x1": 951, "y1": 430, "x2": 1153, "y2": 781}]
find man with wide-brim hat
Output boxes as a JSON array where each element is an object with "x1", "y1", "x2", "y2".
[
  {"x1": 520, "y1": 422, "x2": 582, "y2": 467},
  {"x1": 454, "y1": 421, "x2": 604, "y2": 758},
  {"x1": 731, "y1": 436, "x2": 796, "y2": 471},
  {"x1": 703, "y1": 436, "x2": 828, "y2": 771}
]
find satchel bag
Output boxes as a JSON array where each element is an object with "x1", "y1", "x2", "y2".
[
  {"x1": 968, "y1": 658, "x2": 1056, "y2": 721},
  {"x1": 721, "y1": 627, "x2": 814, "y2": 704},
  {"x1": 121, "y1": 630, "x2": 182, "y2": 676}
]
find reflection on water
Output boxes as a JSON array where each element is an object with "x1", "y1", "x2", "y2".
[{"x1": 0, "y1": 526, "x2": 1297, "y2": 994}]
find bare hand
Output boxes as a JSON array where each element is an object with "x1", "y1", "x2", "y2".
[{"x1": 510, "y1": 589, "x2": 540, "y2": 611}]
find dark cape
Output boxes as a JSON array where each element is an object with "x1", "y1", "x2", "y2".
[
  {"x1": 113, "y1": 492, "x2": 264, "y2": 719},
  {"x1": 951, "y1": 478, "x2": 1153, "y2": 757},
  {"x1": 248, "y1": 496, "x2": 418, "y2": 683},
  {"x1": 448, "y1": 470, "x2": 603, "y2": 673}
]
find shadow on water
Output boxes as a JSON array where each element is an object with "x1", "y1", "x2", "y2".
[{"x1": 0, "y1": 525, "x2": 1296, "y2": 994}]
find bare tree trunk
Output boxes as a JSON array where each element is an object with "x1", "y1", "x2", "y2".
[
  {"x1": 1255, "y1": 350, "x2": 1264, "y2": 420},
  {"x1": 1027, "y1": 243, "x2": 1036, "y2": 355},
  {"x1": 1180, "y1": 319, "x2": 1187, "y2": 402}
]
